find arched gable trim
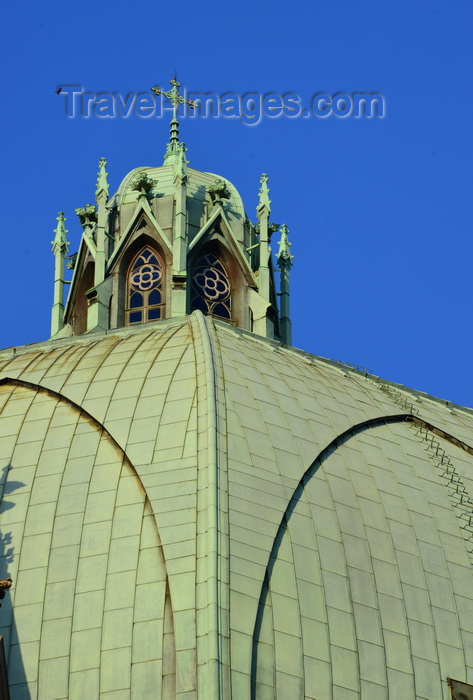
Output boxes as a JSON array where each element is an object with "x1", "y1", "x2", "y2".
[
  {"x1": 250, "y1": 412, "x2": 473, "y2": 697},
  {"x1": 0, "y1": 376, "x2": 149, "y2": 510},
  {"x1": 250, "y1": 413, "x2": 411, "y2": 697},
  {"x1": 189, "y1": 207, "x2": 257, "y2": 287},
  {"x1": 108, "y1": 233, "x2": 170, "y2": 329},
  {"x1": 0, "y1": 376, "x2": 176, "y2": 697},
  {"x1": 66, "y1": 259, "x2": 95, "y2": 336},
  {"x1": 107, "y1": 197, "x2": 171, "y2": 273},
  {"x1": 63, "y1": 236, "x2": 91, "y2": 321}
]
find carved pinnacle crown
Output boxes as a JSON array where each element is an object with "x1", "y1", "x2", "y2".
[
  {"x1": 276, "y1": 224, "x2": 294, "y2": 269},
  {"x1": 75, "y1": 203, "x2": 98, "y2": 229},
  {"x1": 51, "y1": 211, "x2": 69, "y2": 255},
  {"x1": 207, "y1": 178, "x2": 230, "y2": 204},
  {"x1": 131, "y1": 172, "x2": 158, "y2": 197},
  {"x1": 95, "y1": 157, "x2": 109, "y2": 201},
  {"x1": 257, "y1": 172, "x2": 271, "y2": 214}
]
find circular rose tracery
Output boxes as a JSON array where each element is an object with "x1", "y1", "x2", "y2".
[
  {"x1": 191, "y1": 253, "x2": 231, "y2": 320},
  {"x1": 194, "y1": 266, "x2": 230, "y2": 301},
  {"x1": 131, "y1": 263, "x2": 162, "y2": 291},
  {"x1": 126, "y1": 248, "x2": 165, "y2": 325}
]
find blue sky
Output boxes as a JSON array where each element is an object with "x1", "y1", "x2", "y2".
[{"x1": 1, "y1": 1, "x2": 472, "y2": 407}]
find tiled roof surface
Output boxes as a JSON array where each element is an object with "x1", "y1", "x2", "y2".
[{"x1": 0, "y1": 312, "x2": 472, "y2": 698}]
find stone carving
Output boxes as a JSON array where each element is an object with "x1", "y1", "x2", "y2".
[
  {"x1": 206, "y1": 179, "x2": 230, "y2": 205},
  {"x1": 131, "y1": 172, "x2": 157, "y2": 197},
  {"x1": 254, "y1": 222, "x2": 279, "y2": 239},
  {"x1": 66, "y1": 252, "x2": 78, "y2": 270},
  {"x1": 75, "y1": 203, "x2": 97, "y2": 228}
]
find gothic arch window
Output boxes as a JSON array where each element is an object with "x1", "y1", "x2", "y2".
[
  {"x1": 191, "y1": 253, "x2": 231, "y2": 321},
  {"x1": 125, "y1": 247, "x2": 165, "y2": 325}
]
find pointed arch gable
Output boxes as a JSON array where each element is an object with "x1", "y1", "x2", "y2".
[
  {"x1": 188, "y1": 204, "x2": 222, "y2": 251},
  {"x1": 189, "y1": 237, "x2": 252, "y2": 327},
  {"x1": 188, "y1": 211, "x2": 260, "y2": 329},
  {"x1": 189, "y1": 207, "x2": 257, "y2": 288},
  {"x1": 63, "y1": 235, "x2": 95, "y2": 325},
  {"x1": 107, "y1": 198, "x2": 172, "y2": 274},
  {"x1": 107, "y1": 218, "x2": 171, "y2": 329},
  {"x1": 65, "y1": 258, "x2": 95, "y2": 336}
]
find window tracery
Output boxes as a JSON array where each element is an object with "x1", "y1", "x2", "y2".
[
  {"x1": 125, "y1": 248, "x2": 165, "y2": 325},
  {"x1": 191, "y1": 253, "x2": 231, "y2": 321}
]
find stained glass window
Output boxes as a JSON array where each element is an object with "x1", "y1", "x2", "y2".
[
  {"x1": 191, "y1": 253, "x2": 231, "y2": 321},
  {"x1": 126, "y1": 248, "x2": 165, "y2": 325}
]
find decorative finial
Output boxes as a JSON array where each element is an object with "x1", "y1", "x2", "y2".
[
  {"x1": 207, "y1": 178, "x2": 230, "y2": 206},
  {"x1": 51, "y1": 212, "x2": 69, "y2": 255},
  {"x1": 257, "y1": 173, "x2": 271, "y2": 215},
  {"x1": 95, "y1": 157, "x2": 109, "y2": 202},
  {"x1": 151, "y1": 77, "x2": 195, "y2": 164},
  {"x1": 75, "y1": 203, "x2": 98, "y2": 229},
  {"x1": 131, "y1": 172, "x2": 157, "y2": 199},
  {"x1": 276, "y1": 224, "x2": 294, "y2": 269}
]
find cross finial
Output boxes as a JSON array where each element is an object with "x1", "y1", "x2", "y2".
[{"x1": 151, "y1": 77, "x2": 195, "y2": 164}]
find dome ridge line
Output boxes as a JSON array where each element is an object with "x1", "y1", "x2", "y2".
[{"x1": 189, "y1": 310, "x2": 230, "y2": 696}]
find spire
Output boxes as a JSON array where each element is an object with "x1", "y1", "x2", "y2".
[
  {"x1": 51, "y1": 212, "x2": 70, "y2": 337},
  {"x1": 256, "y1": 173, "x2": 272, "y2": 305},
  {"x1": 276, "y1": 224, "x2": 293, "y2": 346},
  {"x1": 95, "y1": 159, "x2": 111, "y2": 291},
  {"x1": 95, "y1": 157, "x2": 109, "y2": 202},
  {"x1": 151, "y1": 77, "x2": 195, "y2": 165}
]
